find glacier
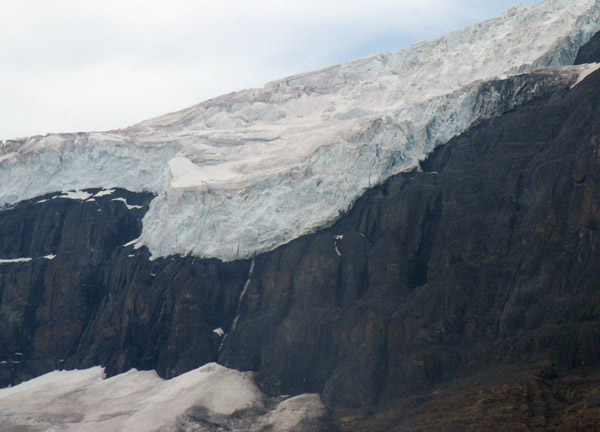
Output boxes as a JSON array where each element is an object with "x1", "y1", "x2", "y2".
[{"x1": 1, "y1": 0, "x2": 600, "y2": 260}]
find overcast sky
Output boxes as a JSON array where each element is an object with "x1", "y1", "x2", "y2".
[{"x1": 1, "y1": 0, "x2": 540, "y2": 141}]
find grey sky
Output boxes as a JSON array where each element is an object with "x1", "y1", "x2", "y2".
[{"x1": 1, "y1": 0, "x2": 539, "y2": 141}]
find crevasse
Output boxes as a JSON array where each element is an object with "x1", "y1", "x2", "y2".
[{"x1": 1, "y1": 0, "x2": 599, "y2": 261}]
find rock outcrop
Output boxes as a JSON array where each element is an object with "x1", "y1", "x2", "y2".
[
  {"x1": 575, "y1": 30, "x2": 600, "y2": 65},
  {"x1": 220, "y1": 64, "x2": 600, "y2": 414},
  {"x1": 0, "y1": 190, "x2": 250, "y2": 385}
]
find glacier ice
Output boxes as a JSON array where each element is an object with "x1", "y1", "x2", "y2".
[{"x1": 1, "y1": 0, "x2": 600, "y2": 260}]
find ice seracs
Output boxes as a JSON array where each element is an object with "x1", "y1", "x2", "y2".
[{"x1": 0, "y1": 0, "x2": 599, "y2": 260}]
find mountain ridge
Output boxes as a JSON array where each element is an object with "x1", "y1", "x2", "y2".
[{"x1": 1, "y1": 0, "x2": 599, "y2": 261}]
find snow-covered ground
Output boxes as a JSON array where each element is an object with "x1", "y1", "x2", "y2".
[
  {"x1": 0, "y1": 363, "x2": 327, "y2": 432},
  {"x1": 1, "y1": 0, "x2": 599, "y2": 260}
]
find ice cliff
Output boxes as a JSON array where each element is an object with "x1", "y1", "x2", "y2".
[{"x1": 1, "y1": 0, "x2": 599, "y2": 260}]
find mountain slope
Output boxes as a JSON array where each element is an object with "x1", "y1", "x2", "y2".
[
  {"x1": 2, "y1": 60, "x2": 600, "y2": 431},
  {"x1": 1, "y1": 29, "x2": 600, "y2": 431},
  {"x1": 1, "y1": 0, "x2": 599, "y2": 261},
  {"x1": 2, "y1": 3, "x2": 600, "y2": 431},
  {"x1": 219, "y1": 62, "x2": 600, "y2": 410}
]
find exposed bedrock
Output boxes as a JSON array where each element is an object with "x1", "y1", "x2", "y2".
[
  {"x1": 575, "y1": 30, "x2": 600, "y2": 65},
  {"x1": 220, "y1": 67, "x2": 600, "y2": 411},
  {"x1": 0, "y1": 190, "x2": 250, "y2": 385}
]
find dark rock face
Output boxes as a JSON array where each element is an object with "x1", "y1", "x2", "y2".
[
  {"x1": 0, "y1": 190, "x2": 250, "y2": 386},
  {"x1": 217, "y1": 67, "x2": 600, "y2": 413},
  {"x1": 575, "y1": 31, "x2": 600, "y2": 64}
]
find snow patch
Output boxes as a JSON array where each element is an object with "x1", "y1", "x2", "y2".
[
  {"x1": 44, "y1": 254, "x2": 56, "y2": 260},
  {"x1": 0, "y1": 363, "x2": 327, "y2": 432},
  {"x1": 94, "y1": 188, "x2": 116, "y2": 197},
  {"x1": 334, "y1": 245, "x2": 342, "y2": 257},
  {"x1": 123, "y1": 237, "x2": 144, "y2": 249},
  {"x1": 230, "y1": 258, "x2": 255, "y2": 333},
  {"x1": 334, "y1": 234, "x2": 344, "y2": 256},
  {"x1": 59, "y1": 190, "x2": 93, "y2": 201},
  {"x1": 571, "y1": 62, "x2": 600, "y2": 87},
  {"x1": 0, "y1": 257, "x2": 32, "y2": 264},
  {"x1": 111, "y1": 197, "x2": 143, "y2": 210},
  {"x1": 263, "y1": 394, "x2": 328, "y2": 432}
]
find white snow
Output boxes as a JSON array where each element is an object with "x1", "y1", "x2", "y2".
[
  {"x1": 571, "y1": 62, "x2": 600, "y2": 87},
  {"x1": 213, "y1": 327, "x2": 225, "y2": 337},
  {"x1": 0, "y1": 255, "x2": 57, "y2": 263},
  {"x1": 59, "y1": 190, "x2": 93, "y2": 201},
  {"x1": 230, "y1": 258, "x2": 255, "y2": 333},
  {"x1": 0, "y1": 257, "x2": 32, "y2": 264},
  {"x1": 94, "y1": 188, "x2": 116, "y2": 197},
  {"x1": 123, "y1": 238, "x2": 140, "y2": 247},
  {"x1": 1, "y1": 0, "x2": 599, "y2": 260},
  {"x1": 123, "y1": 237, "x2": 144, "y2": 249},
  {"x1": 0, "y1": 363, "x2": 326, "y2": 432},
  {"x1": 263, "y1": 394, "x2": 327, "y2": 432},
  {"x1": 111, "y1": 197, "x2": 143, "y2": 210},
  {"x1": 334, "y1": 234, "x2": 344, "y2": 256}
]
